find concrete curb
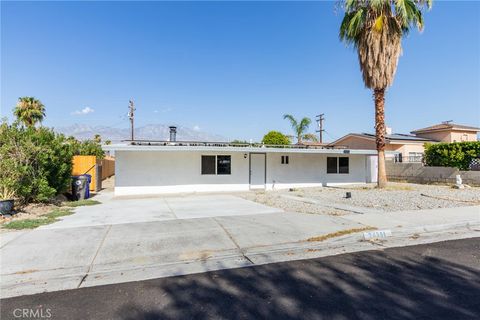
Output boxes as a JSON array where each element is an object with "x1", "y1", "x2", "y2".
[{"x1": 2, "y1": 218, "x2": 478, "y2": 299}]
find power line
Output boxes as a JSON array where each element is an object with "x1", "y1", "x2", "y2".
[{"x1": 324, "y1": 130, "x2": 338, "y2": 142}]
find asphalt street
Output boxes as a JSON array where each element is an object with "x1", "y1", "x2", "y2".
[{"x1": 1, "y1": 237, "x2": 479, "y2": 320}]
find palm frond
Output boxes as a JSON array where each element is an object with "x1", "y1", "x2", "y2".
[
  {"x1": 299, "y1": 117, "x2": 311, "y2": 132},
  {"x1": 283, "y1": 114, "x2": 298, "y2": 130}
]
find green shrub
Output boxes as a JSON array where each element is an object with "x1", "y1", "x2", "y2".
[
  {"x1": 67, "y1": 137, "x2": 105, "y2": 159},
  {"x1": 262, "y1": 131, "x2": 290, "y2": 145},
  {"x1": 423, "y1": 141, "x2": 480, "y2": 170},
  {"x1": 0, "y1": 121, "x2": 75, "y2": 204}
]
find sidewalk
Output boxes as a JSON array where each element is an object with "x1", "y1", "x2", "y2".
[{"x1": 1, "y1": 205, "x2": 479, "y2": 298}]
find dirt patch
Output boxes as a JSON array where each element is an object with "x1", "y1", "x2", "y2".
[
  {"x1": 0, "y1": 203, "x2": 60, "y2": 228},
  {"x1": 239, "y1": 192, "x2": 350, "y2": 216},
  {"x1": 243, "y1": 182, "x2": 480, "y2": 213}
]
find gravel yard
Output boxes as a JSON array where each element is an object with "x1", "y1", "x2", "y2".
[{"x1": 241, "y1": 183, "x2": 480, "y2": 214}]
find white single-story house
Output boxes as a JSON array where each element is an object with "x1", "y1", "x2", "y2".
[{"x1": 104, "y1": 141, "x2": 378, "y2": 196}]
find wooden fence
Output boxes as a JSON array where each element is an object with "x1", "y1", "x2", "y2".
[
  {"x1": 101, "y1": 156, "x2": 115, "y2": 180},
  {"x1": 72, "y1": 155, "x2": 115, "y2": 192}
]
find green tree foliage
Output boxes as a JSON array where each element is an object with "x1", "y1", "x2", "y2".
[
  {"x1": 70, "y1": 139, "x2": 105, "y2": 159},
  {"x1": 424, "y1": 142, "x2": 480, "y2": 171},
  {"x1": 302, "y1": 133, "x2": 319, "y2": 142},
  {"x1": 13, "y1": 97, "x2": 46, "y2": 127},
  {"x1": 262, "y1": 131, "x2": 291, "y2": 145},
  {"x1": 0, "y1": 121, "x2": 74, "y2": 203}
]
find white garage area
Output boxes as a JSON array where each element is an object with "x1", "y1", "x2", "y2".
[{"x1": 105, "y1": 142, "x2": 377, "y2": 197}]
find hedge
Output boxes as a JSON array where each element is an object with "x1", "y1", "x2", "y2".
[{"x1": 423, "y1": 141, "x2": 480, "y2": 170}]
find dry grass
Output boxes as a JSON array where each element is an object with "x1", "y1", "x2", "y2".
[
  {"x1": 383, "y1": 185, "x2": 414, "y2": 191},
  {"x1": 306, "y1": 226, "x2": 377, "y2": 242}
]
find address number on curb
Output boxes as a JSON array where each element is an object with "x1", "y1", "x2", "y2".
[{"x1": 363, "y1": 230, "x2": 393, "y2": 240}]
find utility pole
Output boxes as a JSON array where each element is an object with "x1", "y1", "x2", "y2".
[
  {"x1": 128, "y1": 100, "x2": 135, "y2": 141},
  {"x1": 316, "y1": 114, "x2": 325, "y2": 143}
]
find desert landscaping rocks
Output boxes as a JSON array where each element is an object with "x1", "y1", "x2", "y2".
[{"x1": 241, "y1": 183, "x2": 480, "y2": 214}]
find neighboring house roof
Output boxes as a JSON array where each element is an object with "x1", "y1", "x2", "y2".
[
  {"x1": 411, "y1": 122, "x2": 480, "y2": 134},
  {"x1": 360, "y1": 133, "x2": 434, "y2": 142},
  {"x1": 330, "y1": 133, "x2": 435, "y2": 146}
]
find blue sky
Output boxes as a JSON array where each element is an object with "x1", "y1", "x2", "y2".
[{"x1": 1, "y1": 1, "x2": 479, "y2": 141}]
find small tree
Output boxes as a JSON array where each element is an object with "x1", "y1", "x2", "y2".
[
  {"x1": 302, "y1": 133, "x2": 319, "y2": 142},
  {"x1": 283, "y1": 114, "x2": 311, "y2": 143},
  {"x1": 262, "y1": 131, "x2": 291, "y2": 145}
]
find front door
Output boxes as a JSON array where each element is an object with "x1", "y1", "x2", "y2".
[{"x1": 250, "y1": 153, "x2": 266, "y2": 189}]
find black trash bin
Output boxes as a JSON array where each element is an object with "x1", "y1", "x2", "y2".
[{"x1": 72, "y1": 175, "x2": 89, "y2": 201}]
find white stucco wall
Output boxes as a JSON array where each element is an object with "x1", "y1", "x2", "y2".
[
  {"x1": 115, "y1": 151, "x2": 250, "y2": 195},
  {"x1": 114, "y1": 150, "x2": 370, "y2": 196},
  {"x1": 265, "y1": 153, "x2": 368, "y2": 190}
]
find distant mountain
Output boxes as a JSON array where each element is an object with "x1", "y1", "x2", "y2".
[{"x1": 55, "y1": 124, "x2": 226, "y2": 142}]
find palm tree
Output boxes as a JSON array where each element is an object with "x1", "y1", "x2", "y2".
[
  {"x1": 339, "y1": 0, "x2": 432, "y2": 188},
  {"x1": 283, "y1": 114, "x2": 312, "y2": 144},
  {"x1": 13, "y1": 97, "x2": 46, "y2": 127}
]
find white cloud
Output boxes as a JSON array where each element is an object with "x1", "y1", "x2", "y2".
[
  {"x1": 193, "y1": 125, "x2": 200, "y2": 131},
  {"x1": 72, "y1": 107, "x2": 95, "y2": 115}
]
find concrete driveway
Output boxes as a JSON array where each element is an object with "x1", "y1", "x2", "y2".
[
  {"x1": 41, "y1": 191, "x2": 282, "y2": 229},
  {"x1": 2, "y1": 196, "x2": 479, "y2": 298}
]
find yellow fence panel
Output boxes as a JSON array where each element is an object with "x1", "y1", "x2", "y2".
[{"x1": 72, "y1": 155, "x2": 98, "y2": 192}]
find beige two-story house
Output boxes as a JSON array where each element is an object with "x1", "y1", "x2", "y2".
[{"x1": 330, "y1": 122, "x2": 479, "y2": 162}]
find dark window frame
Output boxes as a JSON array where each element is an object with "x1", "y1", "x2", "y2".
[
  {"x1": 216, "y1": 155, "x2": 231, "y2": 175},
  {"x1": 201, "y1": 155, "x2": 216, "y2": 175},
  {"x1": 339, "y1": 157, "x2": 349, "y2": 174},
  {"x1": 281, "y1": 155, "x2": 289, "y2": 165},
  {"x1": 201, "y1": 155, "x2": 231, "y2": 175},
  {"x1": 327, "y1": 157, "x2": 338, "y2": 174},
  {"x1": 327, "y1": 156, "x2": 350, "y2": 174}
]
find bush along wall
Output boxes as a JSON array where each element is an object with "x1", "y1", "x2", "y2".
[{"x1": 423, "y1": 141, "x2": 480, "y2": 171}]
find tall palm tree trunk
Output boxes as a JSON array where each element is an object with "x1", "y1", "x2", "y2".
[{"x1": 374, "y1": 88, "x2": 387, "y2": 188}]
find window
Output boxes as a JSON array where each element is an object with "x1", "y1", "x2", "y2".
[
  {"x1": 217, "y1": 156, "x2": 231, "y2": 175},
  {"x1": 327, "y1": 157, "x2": 350, "y2": 174},
  {"x1": 281, "y1": 156, "x2": 289, "y2": 164},
  {"x1": 327, "y1": 157, "x2": 338, "y2": 174},
  {"x1": 201, "y1": 156, "x2": 216, "y2": 175},
  {"x1": 202, "y1": 155, "x2": 231, "y2": 175},
  {"x1": 339, "y1": 157, "x2": 349, "y2": 174}
]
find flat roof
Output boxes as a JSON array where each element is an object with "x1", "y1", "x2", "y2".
[{"x1": 103, "y1": 142, "x2": 377, "y2": 155}]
